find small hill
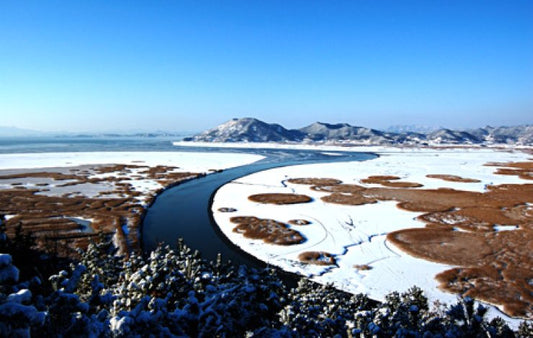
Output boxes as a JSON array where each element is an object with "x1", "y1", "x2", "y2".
[
  {"x1": 470, "y1": 125, "x2": 533, "y2": 145},
  {"x1": 184, "y1": 118, "x2": 305, "y2": 142},
  {"x1": 299, "y1": 122, "x2": 393, "y2": 144},
  {"x1": 0, "y1": 126, "x2": 46, "y2": 137},
  {"x1": 426, "y1": 129, "x2": 481, "y2": 145}
]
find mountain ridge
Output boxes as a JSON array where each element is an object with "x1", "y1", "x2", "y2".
[{"x1": 185, "y1": 118, "x2": 533, "y2": 146}]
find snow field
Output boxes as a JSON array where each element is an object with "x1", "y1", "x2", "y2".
[
  {"x1": 0, "y1": 151, "x2": 264, "y2": 172},
  {"x1": 212, "y1": 147, "x2": 531, "y2": 327}
]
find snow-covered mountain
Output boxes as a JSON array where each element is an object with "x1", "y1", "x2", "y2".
[
  {"x1": 426, "y1": 129, "x2": 481, "y2": 145},
  {"x1": 184, "y1": 118, "x2": 305, "y2": 142},
  {"x1": 469, "y1": 125, "x2": 533, "y2": 145},
  {"x1": 299, "y1": 122, "x2": 394, "y2": 144},
  {"x1": 386, "y1": 124, "x2": 441, "y2": 134},
  {"x1": 185, "y1": 118, "x2": 533, "y2": 146}
]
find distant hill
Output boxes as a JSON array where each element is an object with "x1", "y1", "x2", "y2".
[
  {"x1": 386, "y1": 124, "x2": 441, "y2": 134},
  {"x1": 299, "y1": 122, "x2": 393, "y2": 144},
  {"x1": 0, "y1": 126, "x2": 47, "y2": 137},
  {"x1": 468, "y1": 125, "x2": 533, "y2": 145},
  {"x1": 185, "y1": 118, "x2": 533, "y2": 146},
  {"x1": 184, "y1": 118, "x2": 305, "y2": 142},
  {"x1": 425, "y1": 129, "x2": 481, "y2": 145},
  {"x1": 0, "y1": 126, "x2": 191, "y2": 138}
]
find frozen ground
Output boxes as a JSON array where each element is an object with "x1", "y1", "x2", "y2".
[
  {"x1": 212, "y1": 147, "x2": 532, "y2": 327},
  {"x1": 0, "y1": 151, "x2": 264, "y2": 204},
  {"x1": 0, "y1": 151, "x2": 264, "y2": 172}
]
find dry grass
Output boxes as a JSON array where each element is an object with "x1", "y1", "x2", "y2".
[
  {"x1": 485, "y1": 161, "x2": 533, "y2": 180},
  {"x1": 426, "y1": 174, "x2": 481, "y2": 183},
  {"x1": 353, "y1": 264, "x2": 372, "y2": 271},
  {"x1": 361, "y1": 175, "x2": 401, "y2": 183},
  {"x1": 0, "y1": 165, "x2": 202, "y2": 257},
  {"x1": 379, "y1": 181, "x2": 423, "y2": 188},
  {"x1": 287, "y1": 178, "x2": 343, "y2": 186},
  {"x1": 388, "y1": 228, "x2": 533, "y2": 318},
  {"x1": 0, "y1": 172, "x2": 80, "y2": 180},
  {"x1": 360, "y1": 175, "x2": 422, "y2": 188},
  {"x1": 298, "y1": 251, "x2": 336, "y2": 265},
  {"x1": 321, "y1": 193, "x2": 377, "y2": 206},
  {"x1": 229, "y1": 216, "x2": 305, "y2": 245},
  {"x1": 290, "y1": 164, "x2": 533, "y2": 318},
  {"x1": 248, "y1": 193, "x2": 312, "y2": 205},
  {"x1": 288, "y1": 219, "x2": 311, "y2": 225},
  {"x1": 311, "y1": 184, "x2": 364, "y2": 193}
]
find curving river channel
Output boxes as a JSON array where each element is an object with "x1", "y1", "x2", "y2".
[{"x1": 142, "y1": 147, "x2": 376, "y2": 268}]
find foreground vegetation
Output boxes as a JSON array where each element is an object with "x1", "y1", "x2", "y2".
[{"x1": 0, "y1": 230, "x2": 531, "y2": 337}]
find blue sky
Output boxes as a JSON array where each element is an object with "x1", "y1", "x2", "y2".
[{"x1": 1, "y1": 1, "x2": 532, "y2": 132}]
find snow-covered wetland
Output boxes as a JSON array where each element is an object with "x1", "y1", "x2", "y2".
[
  {"x1": 0, "y1": 151, "x2": 264, "y2": 255},
  {"x1": 212, "y1": 147, "x2": 533, "y2": 326}
]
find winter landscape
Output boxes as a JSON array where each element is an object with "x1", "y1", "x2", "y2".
[
  {"x1": 1, "y1": 120, "x2": 532, "y2": 336},
  {"x1": 210, "y1": 141, "x2": 532, "y2": 327},
  {"x1": 2, "y1": 1, "x2": 533, "y2": 336}
]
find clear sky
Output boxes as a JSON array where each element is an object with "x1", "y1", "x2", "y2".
[{"x1": 1, "y1": 1, "x2": 532, "y2": 132}]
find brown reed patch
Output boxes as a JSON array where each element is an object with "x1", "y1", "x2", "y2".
[
  {"x1": 418, "y1": 206, "x2": 524, "y2": 232},
  {"x1": 298, "y1": 251, "x2": 336, "y2": 265},
  {"x1": 388, "y1": 229, "x2": 493, "y2": 266},
  {"x1": 502, "y1": 204, "x2": 533, "y2": 225},
  {"x1": 0, "y1": 172, "x2": 80, "y2": 181},
  {"x1": 362, "y1": 175, "x2": 401, "y2": 182},
  {"x1": 0, "y1": 164, "x2": 202, "y2": 257},
  {"x1": 283, "y1": 159, "x2": 533, "y2": 318},
  {"x1": 287, "y1": 178, "x2": 343, "y2": 186},
  {"x1": 140, "y1": 165, "x2": 179, "y2": 179},
  {"x1": 94, "y1": 164, "x2": 144, "y2": 174},
  {"x1": 229, "y1": 216, "x2": 305, "y2": 245},
  {"x1": 435, "y1": 266, "x2": 532, "y2": 319},
  {"x1": 360, "y1": 175, "x2": 422, "y2": 188},
  {"x1": 487, "y1": 161, "x2": 533, "y2": 180},
  {"x1": 311, "y1": 184, "x2": 365, "y2": 193},
  {"x1": 379, "y1": 181, "x2": 423, "y2": 188},
  {"x1": 248, "y1": 193, "x2": 312, "y2": 205},
  {"x1": 387, "y1": 225, "x2": 533, "y2": 318},
  {"x1": 288, "y1": 219, "x2": 311, "y2": 225},
  {"x1": 426, "y1": 174, "x2": 481, "y2": 183},
  {"x1": 353, "y1": 264, "x2": 372, "y2": 271},
  {"x1": 321, "y1": 193, "x2": 377, "y2": 206}
]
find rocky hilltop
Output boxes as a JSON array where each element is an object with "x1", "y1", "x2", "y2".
[
  {"x1": 185, "y1": 118, "x2": 533, "y2": 146},
  {"x1": 184, "y1": 118, "x2": 304, "y2": 143}
]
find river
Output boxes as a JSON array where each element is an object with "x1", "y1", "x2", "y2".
[{"x1": 142, "y1": 147, "x2": 376, "y2": 267}]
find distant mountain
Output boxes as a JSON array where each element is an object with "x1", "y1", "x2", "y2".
[
  {"x1": 300, "y1": 122, "x2": 394, "y2": 144},
  {"x1": 0, "y1": 126, "x2": 48, "y2": 137},
  {"x1": 184, "y1": 118, "x2": 533, "y2": 146},
  {"x1": 426, "y1": 129, "x2": 481, "y2": 145},
  {"x1": 386, "y1": 124, "x2": 441, "y2": 134},
  {"x1": 469, "y1": 125, "x2": 533, "y2": 145},
  {"x1": 0, "y1": 126, "x2": 192, "y2": 138},
  {"x1": 70, "y1": 131, "x2": 191, "y2": 138},
  {"x1": 184, "y1": 118, "x2": 305, "y2": 142}
]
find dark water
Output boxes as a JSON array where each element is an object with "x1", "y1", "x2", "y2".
[{"x1": 142, "y1": 149, "x2": 376, "y2": 267}]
